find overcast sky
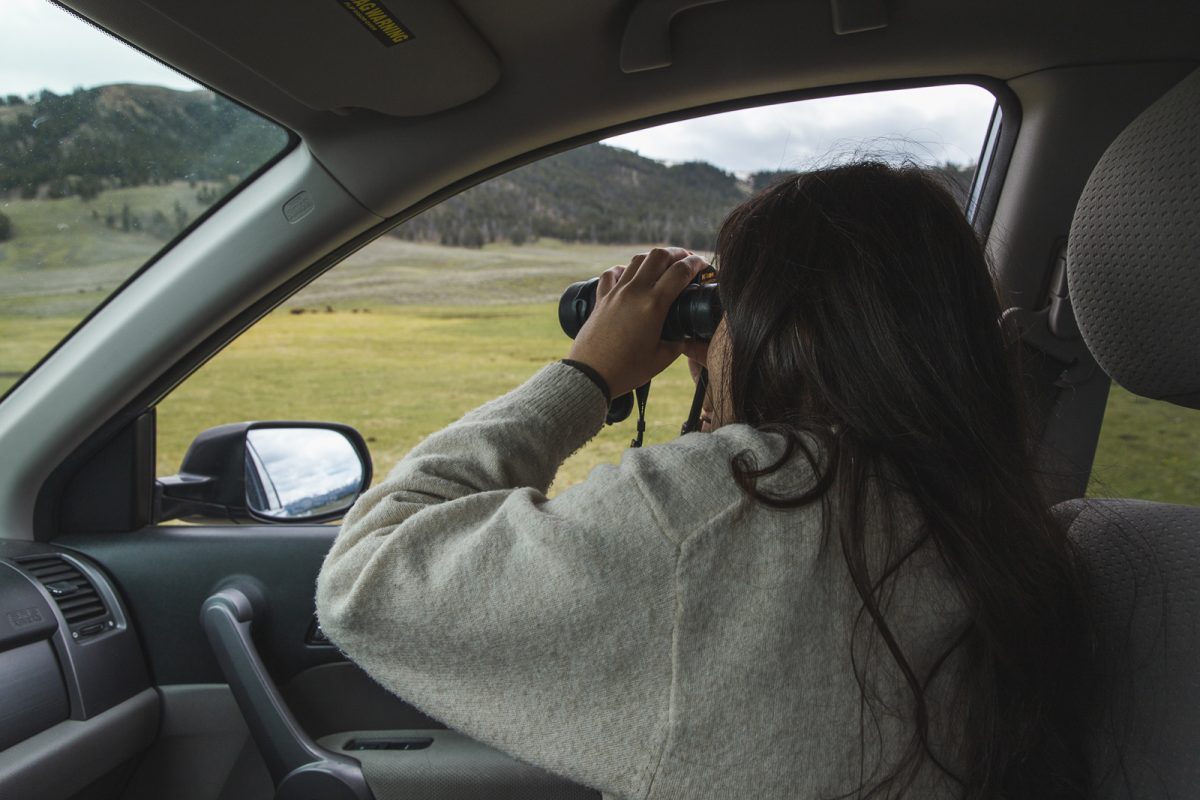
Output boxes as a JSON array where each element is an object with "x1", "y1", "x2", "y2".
[
  {"x1": 247, "y1": 428, "x2": 363, "y2": 510},
  {"x1": 2, "y1": 0, "x2": 994, "y2": 172},
  {"x1": 604, "y1": 85, "x2": 994, "y2": 172},
  {"x1": 0, "y1": 0, "x2": 200, "y2": 95}
]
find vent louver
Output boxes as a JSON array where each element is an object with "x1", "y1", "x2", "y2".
[{"x1": 17, "y1": 555, "x2": 109, "y2": 626}]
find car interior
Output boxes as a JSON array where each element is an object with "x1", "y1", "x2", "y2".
[{"x1": 0, "y1": 0, "x2": 1198, "y2": 798}]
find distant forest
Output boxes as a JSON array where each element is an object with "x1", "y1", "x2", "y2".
[
  {"x1": 0, "y1": 85, "x2": 975, "y2": 250},
  {"x1": 0, "y1": 85, "x2": 287, "y2": 200},
  {"x1": 394, "y1": 144, "x2": 975, "y2": 250}
]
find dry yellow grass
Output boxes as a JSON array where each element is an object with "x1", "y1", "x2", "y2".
[{"x1": 2, "y1": 221, "x2": 1193, "y2": 506}]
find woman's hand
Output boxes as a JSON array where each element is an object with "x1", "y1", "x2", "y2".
[{"x1": 567, "y1": 247, "x2": 710, "y2": 398}]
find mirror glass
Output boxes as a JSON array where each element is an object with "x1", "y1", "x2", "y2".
[{"x1": 244, "y1": 428, "x2": 365, "y2": 521}]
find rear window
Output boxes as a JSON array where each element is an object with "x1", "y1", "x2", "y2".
[
  {"x1": 1090, "y1": 385, "x2": 1200, "y2": 504},
  {"x1": 0, "y1": 0, "x2": 290, "y2": 399}
]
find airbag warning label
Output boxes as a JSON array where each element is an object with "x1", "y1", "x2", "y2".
[{"x1": 336, "y1": 0, "x2": 415, "y2": 47}]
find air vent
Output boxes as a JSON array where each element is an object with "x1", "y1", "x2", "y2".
[{"x1": 17, "y1": 555, "x2": 110, "y2": 628}]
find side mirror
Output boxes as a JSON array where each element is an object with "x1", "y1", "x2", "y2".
[{"x1": 157, "y1": 422, "x2": 373, "y2": 524}]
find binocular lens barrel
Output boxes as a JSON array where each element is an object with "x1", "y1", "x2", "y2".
[{"x1": 558, "y1": 277, "x2": 722, "y2": 341}]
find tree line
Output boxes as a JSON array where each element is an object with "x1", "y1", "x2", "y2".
[
  {"x1": 0, "y1": 85, "x2": 287, "y2": 200},
  {"x1": 394, "y1": 143, "x2": 976, "y2": 251}
]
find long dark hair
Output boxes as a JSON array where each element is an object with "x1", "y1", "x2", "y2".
[{"x1": 713, "y1": 162, "x2": 1093, "y2": 799}]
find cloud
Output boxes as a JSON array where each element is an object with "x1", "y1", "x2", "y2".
[
  {"x1": 247, "y1": 428, "x2": 364, "y2": 509},
  {"x1": 603, "y1": 85, "x2": 995, "y2": 174},
  {"x1": 1, "y1": 0, "x2": 198, "y2": 97}
]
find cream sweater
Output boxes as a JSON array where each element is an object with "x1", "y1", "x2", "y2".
[{"x1": 316, "y1": 361, "x2": 966, "y2": 799}]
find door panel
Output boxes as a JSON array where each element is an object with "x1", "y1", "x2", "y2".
[
  {"x1": 58, "y1": 526, "x2": 444, "y2": 798},
  {"x1": 120, "y1": 685, "x2": 272, "y2": 800},
  {"x1": 282, "y1": 663, "x2": 443, "y2": 739},
  {"x1": 58, "y1": 527, "x2": 346, "y2": 686},
  {"x1": 58, "y1": 526, "x2": 598, "y2": 800}
]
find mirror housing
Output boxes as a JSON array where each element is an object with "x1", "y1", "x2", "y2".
[{"x1": 156, "y1": 422, "x2": 373, "y2": 525}]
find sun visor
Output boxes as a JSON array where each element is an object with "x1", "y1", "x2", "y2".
[{"x1": 137, "y1": 0, "x2": 499, "y2": 116}]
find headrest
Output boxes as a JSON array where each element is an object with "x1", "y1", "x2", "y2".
[{"x1": 1067, "y1": 68, "x2": 1200, "y2": 409}]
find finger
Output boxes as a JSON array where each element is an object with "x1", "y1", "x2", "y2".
[
  {"x1": 617, "y1": 252, "x2": 648, "y2": 287},
  {"x1": 630, "y1": 246, "x2": 690, "y2": 288},
  {"x1": 627, "y1": 248, "x2": 668, "y2": 288},
  {"x1": 654, "y1": 254, "x2": 709, "y2": 298},
  {"x1": 596, "y1": 265, "x2": 623, "y2": 300}
]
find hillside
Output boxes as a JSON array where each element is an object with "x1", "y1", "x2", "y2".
[
  {"x1": 394, "y1": 145, "x2": 975, "y2": 251},
  {"x1": 395, "y1": 144, "x2": 749, "y2": 251},
  {"x1": 0, "y1": 84, "x2": 288, "y2": 198},
  {"x1": 1, "y1": 84, "x2": 975, "y2": 256}
]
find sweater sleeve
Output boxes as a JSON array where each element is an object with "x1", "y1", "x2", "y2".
[{"x1": 315, "y1": 362, "x2": 679, "y2": 800}]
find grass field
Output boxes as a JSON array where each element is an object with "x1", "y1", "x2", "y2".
[
  {"x1": 154, "y1": 304, "x2": 701, "y2": 492},
  {"x1": 1, "y1": 187, "x2": 1197, "y2": 502},
  {"x1": 148, "y1": 299, "x2": 1198, "y2": 501},
  {"x1": 1090, "y1": 386, "x2": 1200, "y2": 503}
]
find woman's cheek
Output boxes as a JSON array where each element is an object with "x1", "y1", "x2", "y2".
[{"x1": 706, "y1": 320, "x2": 735, "y2": 429}]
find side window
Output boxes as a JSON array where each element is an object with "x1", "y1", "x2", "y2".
[
  {"x1": 1089, "y1": 386, "x2": 1199, "y2": 503},
  {"x1": 155, "y1": 84, "x2": 996, "y2": 511}
]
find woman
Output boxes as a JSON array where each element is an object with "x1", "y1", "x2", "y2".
[{"x1": 316, "y1": 162, "x2": 1093, "y2": 799}]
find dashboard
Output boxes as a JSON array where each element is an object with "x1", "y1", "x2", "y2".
[{"x1": 0, "y1": 541, "x2": 158, "y2": 797}]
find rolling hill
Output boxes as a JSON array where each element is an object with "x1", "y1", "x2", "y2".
[{"x1": 0, "y1": 84, "x2": 974, "y2": 255}]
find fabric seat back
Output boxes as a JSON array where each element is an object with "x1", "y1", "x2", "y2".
[{"x1": 1056, "y1": 67, "x2": 1200, "y2": 799}]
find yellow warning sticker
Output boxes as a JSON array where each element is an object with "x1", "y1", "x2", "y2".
[{"x1": 336, "y1": 0, "x2": 415, "y2": 48}]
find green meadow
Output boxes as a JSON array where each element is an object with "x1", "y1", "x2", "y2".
[
  {"x1": 150, "y1": 234, "x2": 707, "y2": 491},
  {"x1": 1088, "y1": 386, "x2": 1200, "y2": 503},
  {"x1": 153, "y1": 304, "x2": 700, "y2": 491},
  {"x1": 1, "y1": 188, "x2": 1196, "y2": 501}
]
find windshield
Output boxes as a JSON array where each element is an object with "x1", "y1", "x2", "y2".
[{"x1": 0, "y1": 0, "x2": 291, "y2": 398}]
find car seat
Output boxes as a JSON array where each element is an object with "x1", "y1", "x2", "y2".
[{"x1": 1053, "y1": 66, "x2": 1200, "y2": 799}]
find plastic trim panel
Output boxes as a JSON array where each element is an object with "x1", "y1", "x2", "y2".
[
  {"x1": 0, "y1": 687, "x2": 159, "y2": 799},
  {"x1": 317, "y1": 729, "x2": 598, "y2": 800}
]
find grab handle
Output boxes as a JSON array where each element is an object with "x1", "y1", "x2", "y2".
[
  {"x1": 619, "y1": 0, "x2": 730, "y2": 73},
  {"x1": 202, "y1": 584, "x2": 373, "y2": 800}
]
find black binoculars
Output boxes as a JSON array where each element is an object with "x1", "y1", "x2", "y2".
[{"x1": 557, "y1": 272, "x2": 722, "y2": 342}]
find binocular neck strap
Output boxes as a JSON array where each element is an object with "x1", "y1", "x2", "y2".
[
  {"x1": 630, "y1": 382, "x2": 651, "y2": 448},
  {"x1": 680, "y1": 368, "x2": 709, "y2": 435},
  {"x1": 627, "y1": 366, "x2": 708, "y2": 448}
]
